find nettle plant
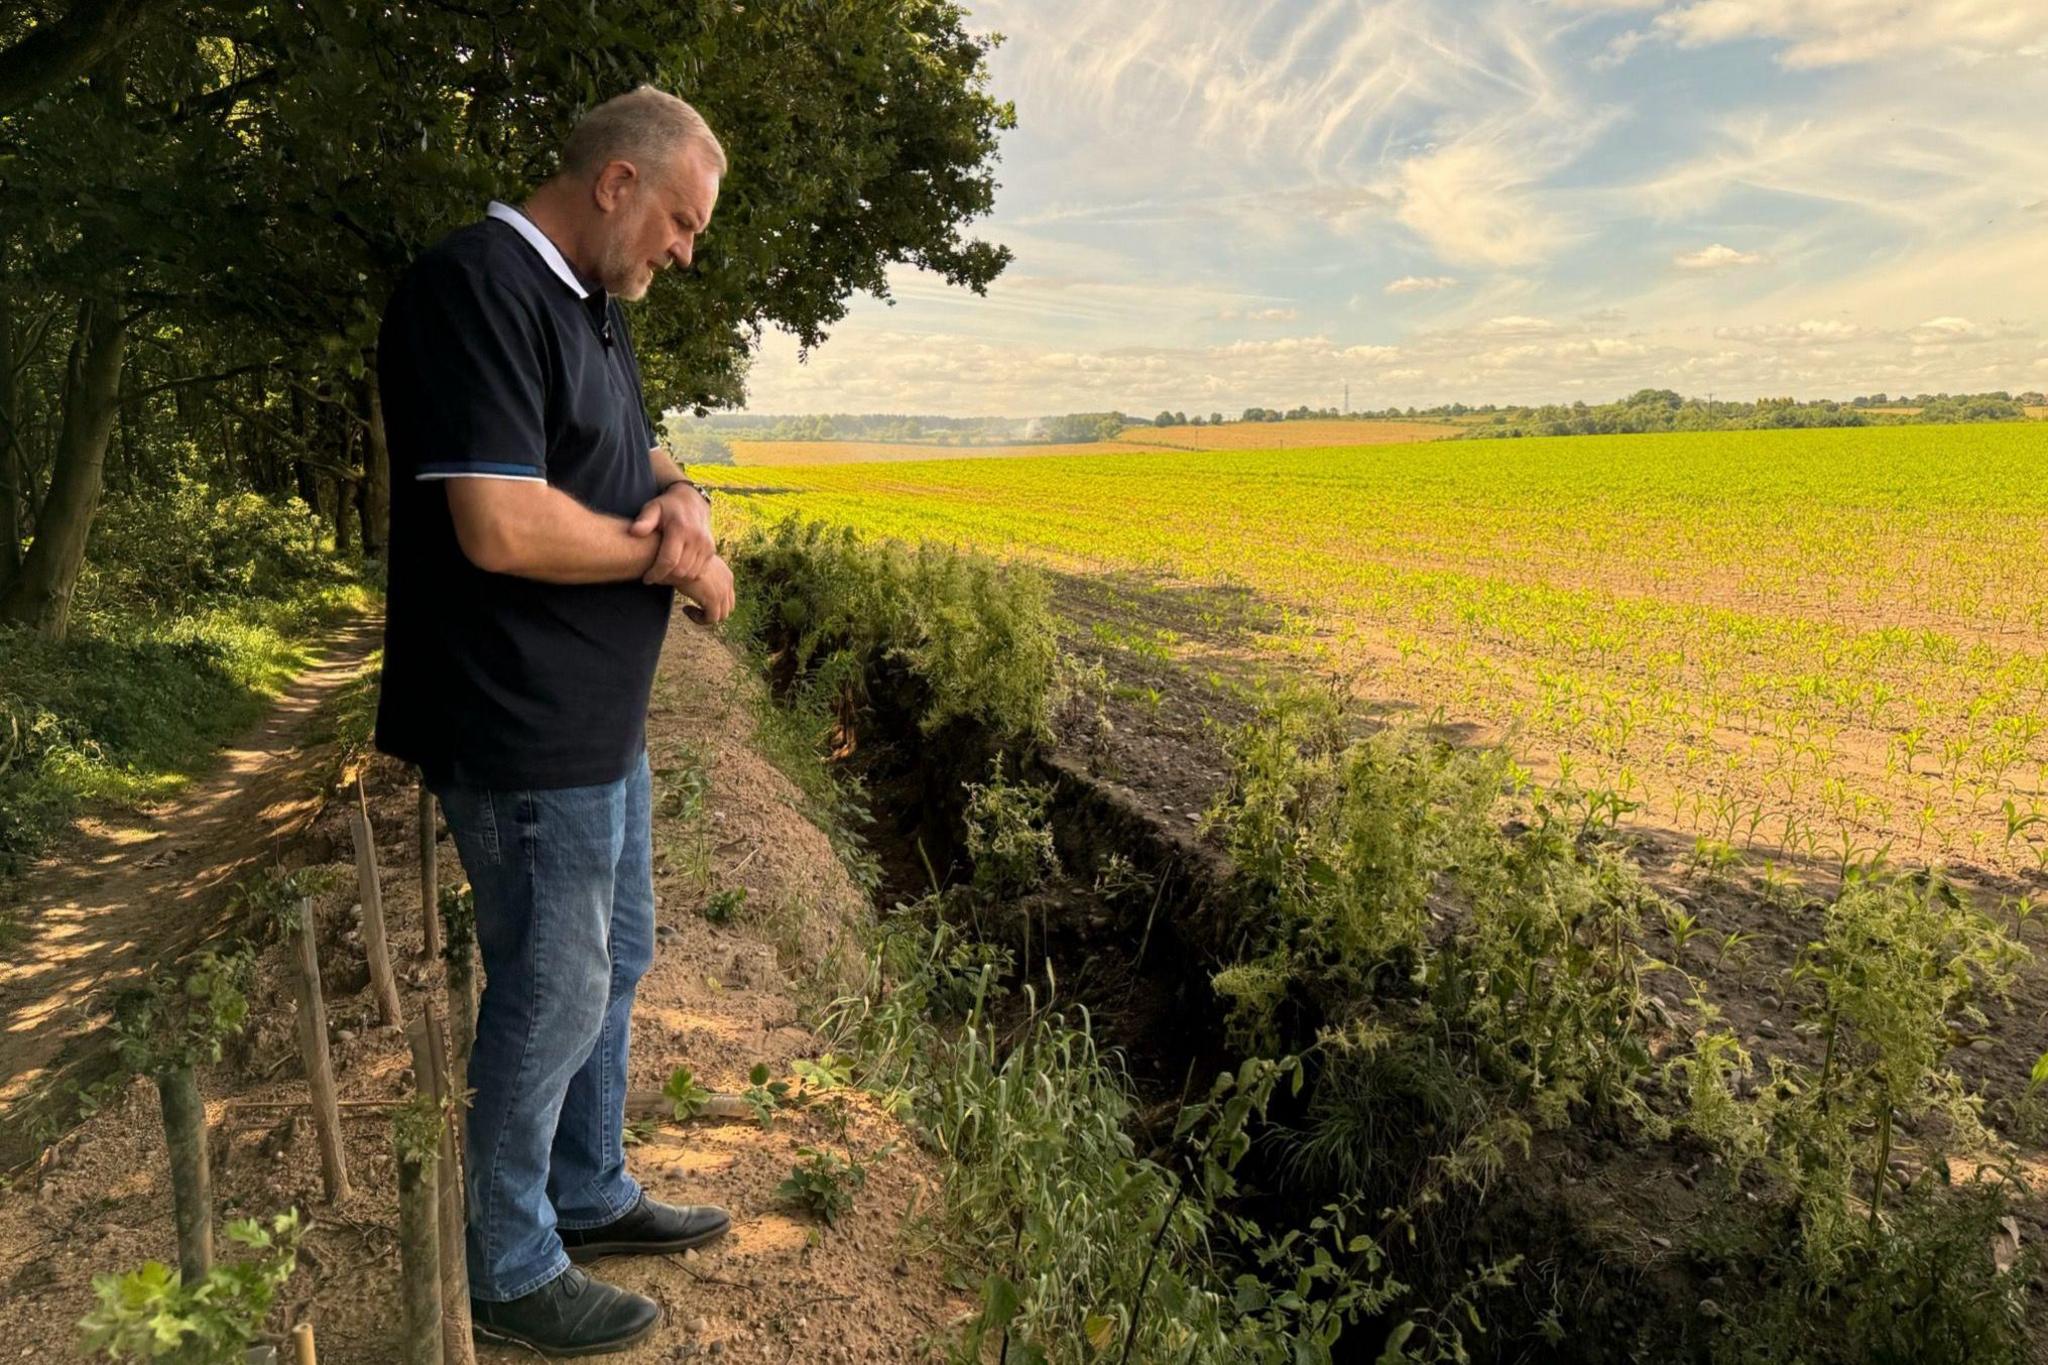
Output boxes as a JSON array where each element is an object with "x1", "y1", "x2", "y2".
[
  {"x1": 961, "y1": 759, "x2": 1058, "y2": 900},
  {"x1": 78, "y1": 1211, "x2": 302, "y2": 1363},
  {"x1": 1794, "y1": 868, "x2": 2027, "y2": 1237}
]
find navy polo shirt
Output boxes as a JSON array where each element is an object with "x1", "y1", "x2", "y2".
[{"x1": 374, "y1": 201, "x2": 673, "y2": 790}]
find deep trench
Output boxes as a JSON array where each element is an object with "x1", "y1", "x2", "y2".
[{"x1": 760, "y1": 636, "x2": 1733, "y2": 1364}]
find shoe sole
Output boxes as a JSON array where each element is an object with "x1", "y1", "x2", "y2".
[
  {"x1": 473, "y1": 1309, "x2": 662, "y2": 1359},
  {"x1": 564, "y1": 1218, "x2": 732, "y2": 1264}
]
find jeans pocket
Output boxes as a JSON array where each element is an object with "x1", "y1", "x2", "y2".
[{"x1": 436, "y1": 783, "x2": 504, "y2": 865}]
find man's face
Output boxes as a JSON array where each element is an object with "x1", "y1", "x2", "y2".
[{"x1": 595, "y1": 146, "x2": 720, "y2": 301}]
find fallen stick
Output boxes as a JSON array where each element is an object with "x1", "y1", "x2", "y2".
[{"x1": 291, "y1": 1322, "x2": 317, "y2": 1365}]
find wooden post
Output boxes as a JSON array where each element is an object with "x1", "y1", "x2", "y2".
[
  {"x1": 440, "y1": 887, "x2": 478, "y2": 1086},
  {"x1": 417, "y1": 782, "x2": 442, "y2": 962},
  {"x1": 349, "y1": 775, "x2": 404, "y2": 1027},
  {"x1": 157, "y1": 1065, "x2": 212, "y2": 1283},
  {"x1": 291, "y1": 895, "x2": 352, "y2": 1204},
  {"x1": 395, "y1": 1150, "x2": 444, "y2": 1365},
  {"x1": 400, "y1": 1021, "x2": 446, "y2": 1365},
  {"x1": 291, "y1": 1322, "x2": 318, "y2": 1365},
  {"x1": 416, "y1": 1007, "x2": 475, "y2": 1365}
]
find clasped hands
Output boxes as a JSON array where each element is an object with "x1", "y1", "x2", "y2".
[{"x1": 628, "y1": 483, "x2": 733, "y2": 622}]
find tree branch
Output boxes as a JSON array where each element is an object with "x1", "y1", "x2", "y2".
[
  {"x1": 119, "y1": 361, "x2": 274, "y2": 405},
  {"x1": 0, "y1": 0, "x2": 170, "y2": 117}
]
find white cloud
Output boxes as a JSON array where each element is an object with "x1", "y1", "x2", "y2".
[
  {"x1": 1219, "y1": 306, "x2": 1302, "y2": 322},
  {"x1": 1674, "y1": 243, "x2": 1767, "y2": 270},
  {"x1": 1648, "y1": 0, "x2": 2048, "y2": 69},
  {"x1": 1570, "y1": 0, "x2": 2048, "y2": 69},
  {"x1": 1716, "y1": 319, "x2": 1865, "y2": 345},
  {"x1": 1396, "y1": 142, "x2": 1567, "y2": 268},
  {"x1": 1385, "y1": 275, "x2": 1460, "y2": 294},
  {"x1": 1474, "y1": 315, "x2": 1557, "y2": 335}
]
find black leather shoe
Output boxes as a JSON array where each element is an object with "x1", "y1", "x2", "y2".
[
  {"x1": 471, "y1": 1266, "x2": 661, "y2": 1358},
  {"x1": 559, "y1": 1194, "x2": 732, "y2": 1263}
]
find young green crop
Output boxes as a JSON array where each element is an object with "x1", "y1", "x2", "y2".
[{"x1": 702, "y1": 424, "x2": 2048, "y2": 883}]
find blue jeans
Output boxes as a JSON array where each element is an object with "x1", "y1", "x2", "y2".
[{"x1": 430, "y1": 753, "x2": 655, "y2": 1301}]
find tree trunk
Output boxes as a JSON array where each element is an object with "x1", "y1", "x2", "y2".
[
  {"x1": 360, "y1": 365, "x2": 389, "y2": 561},
  {"x1": 332, "y1": 474, "x2": 354, "y2": 555},
  {"x1": 0, "y1": 274, "x2": 21, "y2": 594},
  {"x1": 0, "y1": 293, "x2": 125, "y2": 640}
]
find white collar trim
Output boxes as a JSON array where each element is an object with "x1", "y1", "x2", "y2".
[{"x1": 486, "y1": 200, "x2": 589, "y2": 299}]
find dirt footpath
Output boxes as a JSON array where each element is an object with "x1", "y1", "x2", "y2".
[
  {"x1": 0, "y1": 616, "x2": 383, "y2": 1170},
  {"x1": 0, "y1": 622, "x2": 973, "y2": 1363}
]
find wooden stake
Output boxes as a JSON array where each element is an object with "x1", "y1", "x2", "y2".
[
  {"x1": 291, "y1": 1322, "x2": 318, "y2": 1365},
  {"x1": 396, "y1": 1148, "x2": 444, "y2": 1365},
  {"x1": 417, "y1": 782, "x2": 442, "y2": 962},
  {"x1": 157, "y1": 1065, "x2": 212, "y2": 1284},
  {"x1": 349, "y1": 776, "x2": 404, "y2": 1027},
  {"x1": 400, "y1": 1020, "x2": 446, "y2": 1365},
  {"x1": 418, "y1": 1008, "x2": 475, "y2": 1365},
  {"x1": 291, "y1": 895, "x2": 352, "y2": 1204}
]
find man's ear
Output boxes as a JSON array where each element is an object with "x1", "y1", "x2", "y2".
[{"x1": 593, "y1": 160, "x2": 639, "y2": 211}]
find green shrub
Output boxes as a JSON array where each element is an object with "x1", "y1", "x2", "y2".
[{"x1": 81, "y1": 476, "x2": 328, "y2": 619}]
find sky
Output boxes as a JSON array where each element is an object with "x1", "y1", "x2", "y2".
[{"x1": 737, "y1": 0, "x2": 2048, "y2": 417}]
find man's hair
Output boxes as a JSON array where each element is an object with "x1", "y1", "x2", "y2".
[{"x1": 560, "y1": 85, "x2": 727, "y2": 183}]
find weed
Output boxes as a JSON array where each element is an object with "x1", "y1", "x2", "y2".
[
  {"x1": 700, "y1": 886, "x2": 747, "y2": 925},
  {"x1": 661, "y1": 1066, "x2": 713, "y2": 1121}
]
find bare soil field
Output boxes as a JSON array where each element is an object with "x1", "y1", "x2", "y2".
[
  {"x1": 731, "y1": 437, "x2": 1174, "y2": 465},
  {"x1": 1111, "y1": 417, "x2": 1457, "y2": 450}
]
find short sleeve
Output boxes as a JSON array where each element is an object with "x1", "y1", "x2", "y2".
[{"x1": 380, "y1": 257, "x2": 547, "y2": 483}]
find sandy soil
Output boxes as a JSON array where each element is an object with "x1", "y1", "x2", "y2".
[{"x1": 0, "y1": 623, "x2": 977, "y2": 1363}]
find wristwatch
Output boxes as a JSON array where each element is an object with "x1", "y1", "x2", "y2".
[{"x1": 661, "y1": 476, "x2": 712, "y2": 507}]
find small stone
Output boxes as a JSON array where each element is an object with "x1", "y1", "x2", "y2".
[
  {"x1": 1648, "y1": 1234, "x2": 1672, "y2": 1250},
  {"x1": 1968, "y1": 1039, "x2": 1995, "y2": 1054},
  {"x1": 691, "y1": 1317, "x2": 709, "y2": 1337}
]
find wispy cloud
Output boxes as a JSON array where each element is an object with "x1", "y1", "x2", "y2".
[
  {"x1": 723, "y1": 0, "x2": 2048, "y2": 414},
  {"x1": 1674, "y1": 243, "x2": 1766, "y2": 270},
  {"x1": 1385, "y1": 275, "x2": 1460, "y2": 294}
]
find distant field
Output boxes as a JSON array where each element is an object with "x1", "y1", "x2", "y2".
[
  {"x1": 706, "y1": 423, "x2": 2048, "y2": 880},
  {"x1": 729, "y1": 438, "x2": 1172, "y2": 466},
  {"x1": 2030, "y1": 406, "x2": 2048, "y2": 420},
  {"x1": 728, "y1": 418, "x2": 1453, "y2": 465},
  {"x1": 1113, "y1": 417, "x2": 1457, "y2": 450}
]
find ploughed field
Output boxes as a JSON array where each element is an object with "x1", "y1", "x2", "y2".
[{"x1": 703, "y1": 423, "x2": 2048, "y2": 886}]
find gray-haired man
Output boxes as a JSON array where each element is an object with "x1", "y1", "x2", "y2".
[{"x1": 376, "y1": 86, "x2": 735, "y2": 1357}]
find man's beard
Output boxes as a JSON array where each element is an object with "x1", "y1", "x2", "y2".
[{"x1": 595, "y1": 235, "x2": 655, "y2": 301}]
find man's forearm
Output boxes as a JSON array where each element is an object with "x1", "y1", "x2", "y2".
[
  {"x1": 650, "y1": 445, "x2": 687, "y2": 491},
  {"x1": 460, "y1": 481, "x2": 661, "y2": 584}
]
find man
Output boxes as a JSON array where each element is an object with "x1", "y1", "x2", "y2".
[{"x1": 374, "y1": 86, "x2": 736, "y2": 1357}]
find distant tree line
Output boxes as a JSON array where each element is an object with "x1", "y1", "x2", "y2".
[{"x1": 1453, "y1": 389, "x2": 2036, "y2": 439}]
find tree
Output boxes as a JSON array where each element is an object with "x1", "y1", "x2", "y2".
[
  {"x1": 1155, "y1": 410, "x2": 1179, "y2": 427},
  {"x1": 3, "y1": 0, "x2": 1015, "y2": 636}
]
